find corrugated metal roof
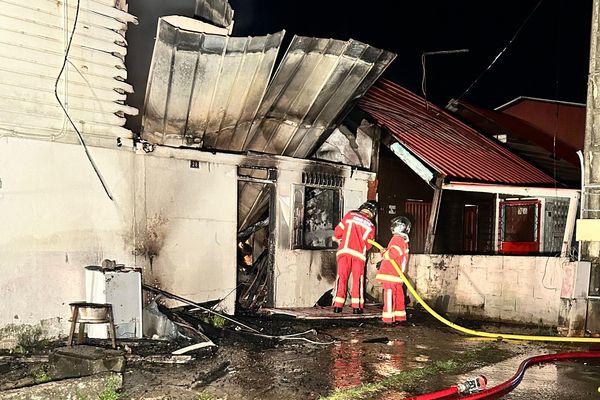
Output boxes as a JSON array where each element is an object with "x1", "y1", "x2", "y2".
[
  {"x1": 142, "y1": 16, "x2": 284, "y2": 149},
  {"x1": 359, "y1": 79, "x2": 555, "y2": 185},
  {"x1": 0, "y1": 0, "x2": 138, "y2": 140},
  {"x1": 142, "y1": 28, "x2": 395, "y2": 159},
  {"x1": 244, "y1": 36, "x2": 396, "y2": 158},
  {"x1": 449, "y1": 100, "x2": 580, "y2": 185},
  {"x1": 194, "y1": 0, "x2": 234, "y2": 29}
]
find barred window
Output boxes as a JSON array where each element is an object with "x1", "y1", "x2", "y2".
[{"x1": 292, "y1": 179, "x2": 343, "y2": 250}]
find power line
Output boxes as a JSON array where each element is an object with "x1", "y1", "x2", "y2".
[
  {"x1": 54, "y1": 0, "x2": 114, "y2": 201},
  {"x1": 456, "y1": 0, "x2": 545, "y2": 102}
]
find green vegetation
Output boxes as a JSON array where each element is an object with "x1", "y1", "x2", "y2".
[
  {"x1": 200, "y1": 315, "x2": 225, "y2": 329},
  {"x1": 32, "y1": 366, "x2": 52, "y2": 384},
  {"x1": 320, "y1": 344, "x2": 513, "y2": 400},
  {"x1": 98, "y1": 377, "x2": 122, "y2": 400},
  {"x1": 197, "y1": 393, "x2": 215, "y2": 400},
  {"x1": 0, "y1": 324, "x2": 50, "y2": 353}
]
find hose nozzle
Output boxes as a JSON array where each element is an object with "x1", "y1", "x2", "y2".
[{"x1": 457, "y1": 375, "x2": 487, "y2": 395}]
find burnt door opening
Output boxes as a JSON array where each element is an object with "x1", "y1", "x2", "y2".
[
  {"x1": 236, "y1": 167, "x2": 276, "y2": 312},
  {"x1": 463, "y1": 204, "x2": 478, "y2": 252}
]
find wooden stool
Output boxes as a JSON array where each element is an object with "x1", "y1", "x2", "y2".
[{"x1": 68, "y1": 302, "x2": 117, "y2": 349}]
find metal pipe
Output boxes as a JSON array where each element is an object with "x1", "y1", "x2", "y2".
[
  {"x1": 142, "y1": 284, "x2": 261, "y2": 333},
  {"x1": 577, "y1": 149, "x2": 584, "y2": 261}
]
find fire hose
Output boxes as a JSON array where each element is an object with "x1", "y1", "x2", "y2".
[
  {"x1": 403, "y1": 376, "x2": 487, "y2": 400},
  {"x1": 367, "y1": 239, "x2": 600, "y2": 343},
  {"x1": 403, "y1": 351, "x2": 600, "y2": 400}
]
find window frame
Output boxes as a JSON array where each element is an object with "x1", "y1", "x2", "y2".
[{"x1": 292, "y1": 183, "x2": 344, "y2": 250}]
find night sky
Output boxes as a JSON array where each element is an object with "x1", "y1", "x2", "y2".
[{"x1": 125, "y1": 0, "x2": 592, "y2": 132}]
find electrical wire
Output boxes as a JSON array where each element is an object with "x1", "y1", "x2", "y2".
[
  {"x1": 456, "y1": 0, "x2": 545, "y2": 102},
  {"x1": 368, "y1": 239, "x2": 600, "y2": 343},
  {"x1": 142, "y1": 285, "x2": 334, "y2": 345},
  {"x1": 54, "y1": 0, "x2": 113, "y2": 201}
]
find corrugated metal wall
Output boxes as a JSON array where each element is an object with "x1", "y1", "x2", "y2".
[{"x1": 0, "y1": 0, "x2": 138, "y2": 142}]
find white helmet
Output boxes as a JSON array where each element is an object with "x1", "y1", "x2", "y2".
[{"x1": 391, "y1": 216, "x2": 411, "y2": 236}]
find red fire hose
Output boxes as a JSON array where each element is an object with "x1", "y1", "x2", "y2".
[
  {"x1": 404, "y1": 351, "x2": 600, "y2": 400},
  {"x1": 403, "y1": 376, "x2": 487, "y2": 400}
]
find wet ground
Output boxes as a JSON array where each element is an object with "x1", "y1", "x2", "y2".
[
  {"x1": 2, "y1": 313, "x2": 600, "y2": 399},
  {"x1": 121, "y1": 314, "x2": 600, "y2": 400}
]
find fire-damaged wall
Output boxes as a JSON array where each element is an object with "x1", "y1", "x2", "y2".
[
  {"x1": 136, "y1": 146, "x2": 238, "y2": 313},
  {"x1": 273, "y1": 166, "x2": 374, "y2": 307},
  {"x1": 0, "y1": 135, "x2": 373, "y2": 338}
]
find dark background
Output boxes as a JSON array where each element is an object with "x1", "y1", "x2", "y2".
[{"x1": 125, "y1": 0, "x2": 593, "y2": 133}]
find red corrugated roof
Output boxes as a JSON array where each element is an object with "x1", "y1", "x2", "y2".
[{"x1": 359, "y1": 79, "x2": 555, "y2": 185}]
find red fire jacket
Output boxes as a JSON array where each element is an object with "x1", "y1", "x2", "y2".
[
  {"x1": 376, "y1": 234, "x2": 409, "y2": 283},
  {"x1": 334, "y1": 211, "x2": 375, "y2": 261}
]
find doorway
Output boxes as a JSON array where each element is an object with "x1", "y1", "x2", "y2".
[
  {"x1": 236, "y1": 167, "x2": 276, "y2": 311},
  {"x1": 463, "y1": 204, "x2": 478, "y2": 252},
  {"x1": 498, "y1": 200, "x2": 541, "y2": 254}
]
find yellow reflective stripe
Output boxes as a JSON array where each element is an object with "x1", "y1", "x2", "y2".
[
  {"x1": 376, "y1": 273, "x2": 403, "y2": 283},
  {"x1": 394, "y1": 311, "x2": 407, "y2": 317},
  {"x1": 351, "y1": 298, "x2": 361, "y2": 304},
  {"x1": 337, "y1": 222, "x2": 345, "y2": 229},
  {"x1": 334, "y1": 296, "x2": 345, "y2": 304},
  {"x1": 383, "y1": 251, "x2": 392, "y2": 261},
  {"x1": 360, "y1": 278, "x2": 364, "y2": 305},
  {"x1": 382, "y1": 311, "x2": 395, "y2": 318},
  {"x1": 337, "y1": 248, "x2": 366, "y2": 261}
]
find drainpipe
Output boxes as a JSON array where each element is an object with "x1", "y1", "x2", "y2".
[{"x1": 577, "y1": 150, "x2": 584, "y2": 262}]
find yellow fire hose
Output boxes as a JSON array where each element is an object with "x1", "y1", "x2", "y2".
[{"x1": 368, "y1": 239, "x2": 600, "y2": 343}]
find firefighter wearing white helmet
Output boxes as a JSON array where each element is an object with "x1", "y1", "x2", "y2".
[
  {"x1": 376, "y1": 215, "x2": 411, "y2": 324},
  {"x1": 331, "y1": 201, "x2": 377, "y2": 314}
]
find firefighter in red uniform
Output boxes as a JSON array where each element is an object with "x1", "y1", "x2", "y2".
[
  {"x1": 332, "y1": 201, "x2": 377, "y2": 314},
  {"x1": 376, "y1": 216, "x2": 411, "y2": 323}
]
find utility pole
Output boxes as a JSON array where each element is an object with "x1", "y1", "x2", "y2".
[{"x1": 580, "y1": 0, "x2": 600, "y2": 333}]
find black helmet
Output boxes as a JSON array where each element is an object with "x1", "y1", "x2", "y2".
[
  {"x1": 358, "y1": 201, "x2": 377, "y2": 218},
  {"x1": 391, "y1": 216, "x2": 411, "y2": 235}
]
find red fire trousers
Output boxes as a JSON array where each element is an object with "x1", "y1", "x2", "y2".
[
  {"x1": 380, "y1": 281, "x2": 406, "y2": 323},
  {"x1": 333, "y1": 254, "x2": 365, "y2": 309}
]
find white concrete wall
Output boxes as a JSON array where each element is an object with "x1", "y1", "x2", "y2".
[
  {"x1": 273, "y1": 168, "x2": 373, "y2": 307},
  {"x1": 138, "y1": 147, "x2": 238, "y2": 313},
  {"x1": 407, "y1": 254, "x2": 572, "y2": 326},
  {"x1": 0, "y1": 137, "x2": 136, "y2": 339},
  {"x1": 0, "y1": 135, "x2": 373, "y2": 339}
]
